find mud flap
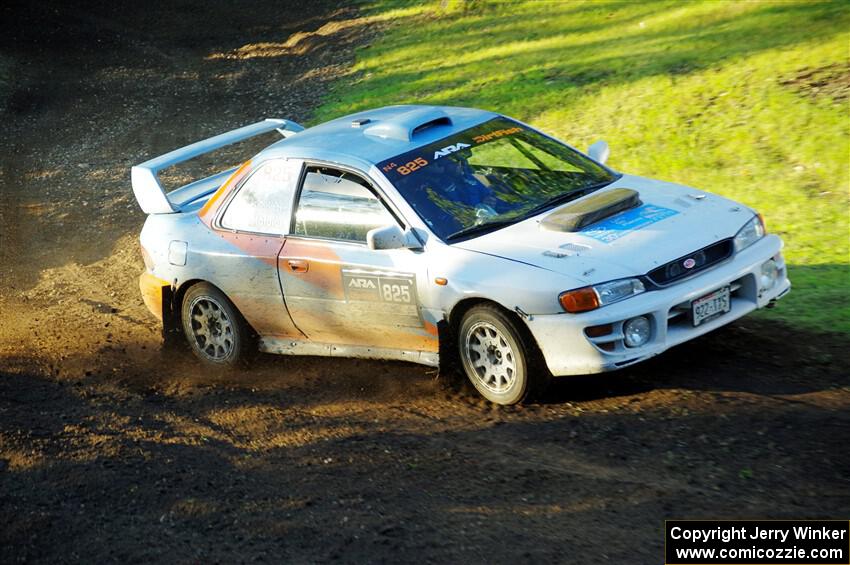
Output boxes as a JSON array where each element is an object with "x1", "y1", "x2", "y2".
[
  {"x1": 437, "y1": 319, "x2": 460, "y2": 378},
  {"x1": 160, "y1": 285, "x2": 183, "y2": 350}
]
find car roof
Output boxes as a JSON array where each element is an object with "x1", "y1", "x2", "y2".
[{"x1": 260, "y1": 105, "x2": 499, "y2": 168}]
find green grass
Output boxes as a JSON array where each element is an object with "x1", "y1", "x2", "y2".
[{"x1": 316, "y1": 0, "x2": 850, "y2": 333}]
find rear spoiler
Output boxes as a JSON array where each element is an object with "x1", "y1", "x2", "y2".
[{"x1": 131, "y1": 118, "x2": 303, "y2": 214}]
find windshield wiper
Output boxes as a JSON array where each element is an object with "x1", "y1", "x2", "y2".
[
  {"x1": 445, "y1": 219, "x2": 518, "y2": 242},
  {"x1": 519, "y1": 180, "x2": 614, "y2": 220}
]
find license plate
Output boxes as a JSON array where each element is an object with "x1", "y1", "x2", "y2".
[{"x1": 691, "y1": 286, "x2": 731, "y2": 327}]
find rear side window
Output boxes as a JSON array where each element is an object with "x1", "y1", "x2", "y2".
[
  {"x1": 293, "y1": 167, "x2": 397, "y2": 243},
  {"x1": 220, "y1": 159, "x2": 296, "y2": 234}
]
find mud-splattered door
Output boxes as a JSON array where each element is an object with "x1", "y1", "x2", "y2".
[{"x1": 278, "y1": 166, "x2": 436, "y2": 352}]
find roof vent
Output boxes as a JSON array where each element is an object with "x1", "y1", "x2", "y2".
[
  {"x1": 412, "y1": 116, "x2": 451, "y2": 136},
  {"x1": 351, "y1": 118, "x2": 371, "y2": 127},
  {"x1": 363, "y1": 107, "x2": 453, "y2": 142}
]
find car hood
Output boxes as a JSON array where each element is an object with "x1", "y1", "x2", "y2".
[{"x1": 454, "y1": 174, "x2": 753, "y2": 287}]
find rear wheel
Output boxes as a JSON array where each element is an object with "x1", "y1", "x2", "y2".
[
  {"x1": 457, "y1": 304, "x2": 549, "y2": 405},
  {"x1": 181, "y1": 283, "x2": 250, "y2": 366}
]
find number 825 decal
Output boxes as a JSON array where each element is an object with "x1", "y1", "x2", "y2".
[
  {"x1": 397, "y1": 157, "x2": 428, "y2": 176},
  {"x1": 381, "y1": 283, "x2": 411, "y2": 303}
]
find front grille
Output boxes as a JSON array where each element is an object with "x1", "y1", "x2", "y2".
[{"x1": 647, "y1": 239, "x2": 733, "y2": 286}]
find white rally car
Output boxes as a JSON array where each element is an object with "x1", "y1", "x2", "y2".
[{"x1": 133, "y1": 105, "x2": 790, "y2": 404}]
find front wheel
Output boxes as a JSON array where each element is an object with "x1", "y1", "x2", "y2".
[
  {"x1": 181, "y1": 283, "x2": 251, "y2": 366},
  {"x1": 457, "y1": 304, "x2": 549, "y2": 405}
]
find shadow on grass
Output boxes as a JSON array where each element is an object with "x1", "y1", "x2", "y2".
[{"x1": 317, "y1": 0, "x2": 850, "y2": 119}]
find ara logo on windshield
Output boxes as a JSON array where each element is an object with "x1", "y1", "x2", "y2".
[
  {"x1": 348, "y1": 278, "x2": 377, "y2": 289},
  {"x1": 433, "y1": 142, "x2": 470, "y2": 159}
]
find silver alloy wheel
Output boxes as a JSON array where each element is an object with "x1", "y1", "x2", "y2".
[
  {"x1": 462, "y1": 321, "x2": 518, "y2": 394},
  {"x1": 188, "y1": 296, "x2": 234, "y2": 361}
]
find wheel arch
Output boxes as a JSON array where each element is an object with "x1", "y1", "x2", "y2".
[
  {"x1": 447, "y1": 296, "x2": 552, "y2": 403},
  {"x1": 441, "y1": 296, "x2": 541, "y2": 373},
  {"x1": 448, "y1": 296, "x2": 528, "y2": 335},
  {"x1": 164, "y1": 279, "x2": 256, "y2": 342}
]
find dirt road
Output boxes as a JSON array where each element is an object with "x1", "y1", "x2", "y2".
[{"x1": 1, "y1": 2, "x2": 848, "y2": 563}]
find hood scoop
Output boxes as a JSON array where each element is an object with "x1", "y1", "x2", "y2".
[{"x1": 539, "y1": 188, "x2": 641, "y2": 232}]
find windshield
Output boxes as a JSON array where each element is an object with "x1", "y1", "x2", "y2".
[{"x1": 378, "y1": 117, "x2": 618, "y2": 241}]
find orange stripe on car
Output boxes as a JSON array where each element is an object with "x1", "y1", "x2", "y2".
[
  {"x1": 199, "y1": 159, "x2": 252, "y2": 224},
  {"x1": 281, "y1": 239, "x2": 345, "y2": 299},
  {"x1": 424, "y1": 321, "x2": 439, "y2": 337}
]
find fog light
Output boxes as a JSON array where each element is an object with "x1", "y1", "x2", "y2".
[
  {"x1": 759, "y1": 259, "x2": 779, "y2": 291},
  {"x1": 623, "y1": 316, "x2": 651, "y2": 348}
]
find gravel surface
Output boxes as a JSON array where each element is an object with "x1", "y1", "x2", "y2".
[{"x1": 0, "y1": 2, "x2": 848, "y2": 563}]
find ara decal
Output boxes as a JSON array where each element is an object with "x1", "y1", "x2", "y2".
[{"x1": 433, "y1": 142, "x2": 470, "y2": 159}]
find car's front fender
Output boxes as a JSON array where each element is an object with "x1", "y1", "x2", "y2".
[{"x1": 422, "y1": 244, "x2": 581, "y2": 319}]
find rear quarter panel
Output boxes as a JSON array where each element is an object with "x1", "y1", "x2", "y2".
[{"x1": 140, "y1": 212, "x2": 299, "y2": 337}]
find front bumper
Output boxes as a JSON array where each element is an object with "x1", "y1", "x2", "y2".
[{"x1": 527, "y1": 234, "x2": 790, "y2": 376}]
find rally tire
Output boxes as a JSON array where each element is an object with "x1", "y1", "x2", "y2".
[
  {"x1": 181, "y1": 283, "x2": 252, "y2": 367},
  {"x1": 457, "y1": 304, "x2": 550, "y2": 405}
]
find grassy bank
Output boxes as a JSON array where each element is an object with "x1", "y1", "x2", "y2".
[{"x1": 316, "y1": 0, "x2": 850, "y2": 333}]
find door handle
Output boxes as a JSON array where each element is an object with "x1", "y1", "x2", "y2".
[{"x1": 287, "y1": 259, "x2": 309, "y2": 273}]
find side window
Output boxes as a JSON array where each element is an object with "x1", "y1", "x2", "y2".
[
  {"x1": 294, "y1": 167, "x2": 397, "y2": 243},
  {"x1": 220, "y1": 159, "x2": 296, "y2": 234}
]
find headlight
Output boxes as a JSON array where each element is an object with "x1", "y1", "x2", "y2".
[
  {"x1": 559, "y1": 278, "x2": 645, "y2": 313},
  {"x1": 733, "y1": 214, "x2": 766, "y2": 253},
  {"x1": 623, "y1": 316, "x2": 652, "y2": 348}
]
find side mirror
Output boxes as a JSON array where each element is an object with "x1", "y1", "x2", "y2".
[
  {"x1": 366, "y1": 225, "x2": 422, "y2": 251},
  {"x1": 587, "y1": 140, "x2": 610, "y2": 165}
]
